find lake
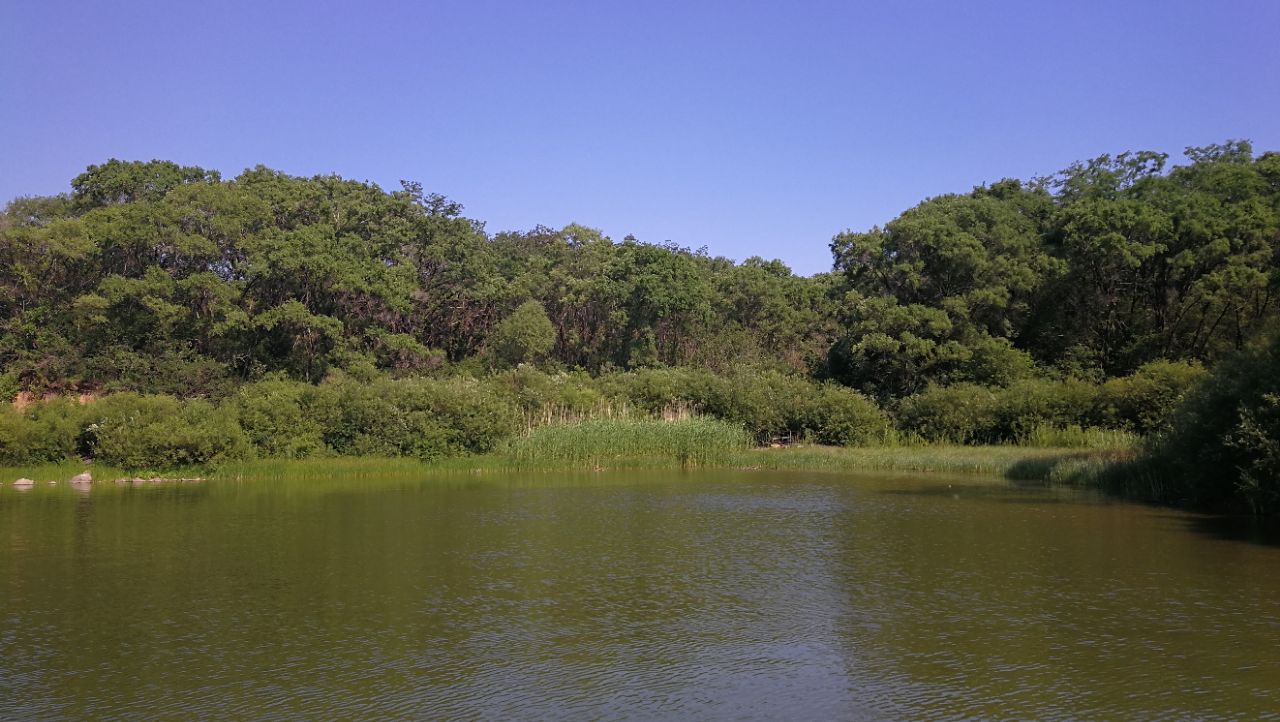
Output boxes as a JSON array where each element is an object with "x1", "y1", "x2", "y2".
[{"x1": 2, "y1": 469, "x2": 1278, "y2": 719}]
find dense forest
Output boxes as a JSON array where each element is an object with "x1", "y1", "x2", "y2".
[{"x1": 3, "y1": 142, "x2": 1279, "y2": 511}]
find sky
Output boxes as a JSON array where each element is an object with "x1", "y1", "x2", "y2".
[{"x1": 2, "y1": 1, "x2": 1278, "y2": 275}]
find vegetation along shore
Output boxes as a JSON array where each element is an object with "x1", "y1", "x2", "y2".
[{"x1": 2, "y1": 141, "x2": 1279, "y2": 514}]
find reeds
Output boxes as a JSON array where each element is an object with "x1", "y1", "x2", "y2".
[
  {"x1": 731, "y1": 444, "x2": 1117, "y2": 476},
  {"x1": 0, "y1": 460, "x2": 130, "y2": 486},
  {"x1": 503, "y1": 417, "x2": 751, "y2": 468},
  {"x1": 1013, "y1": 424, "x2": 1138, "y2": 449},
  {"x1": 518, "y1": 400, "x2": 698, "y2": 434}
]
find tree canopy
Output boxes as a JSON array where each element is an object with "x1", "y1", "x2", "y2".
[{"x1": 1, "y1": 143, "x2": 1276, "y2": 403}]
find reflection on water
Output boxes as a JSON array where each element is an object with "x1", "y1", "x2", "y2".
[{"x1": 2, "y1": 470, "x2": 1278, "y2": 719}]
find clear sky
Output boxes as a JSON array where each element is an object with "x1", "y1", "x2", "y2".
[{"x1": 3, "y1": 1, "x2": 1278, "y2": 275}]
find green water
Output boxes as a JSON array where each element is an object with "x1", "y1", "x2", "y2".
[{"x1": 2, "y1": 469, "x2": 1278, "y2": 720}]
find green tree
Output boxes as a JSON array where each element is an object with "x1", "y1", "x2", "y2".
[
  {"x1": 486, "y1": 300, "x2": 556, "y2": 367},
  {"x1": 72, "y1": 159, "x2": 220, "y2": 209}
]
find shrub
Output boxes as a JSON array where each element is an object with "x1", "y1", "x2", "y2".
[
  {"x1": 555, "y1": 368, "x2": 898, "y2": 446},
  {"x1": 0, "y1": 399, "x2": 86, "y2": 465},
  {"x1": 959, "y1": 336, "x2": 1038, "y2": 387},
  {"x1": 0, "y1": 408, "x2": 20, "y2": 463},
  {"x1": 711, "y1": 371, "x2": 812, "y2": 438},
  {"x1": 91, "y1": 348, "x2": 238, "y2": 399},
  {"x1": 594, "y1": 367, "x2": 716, "y2": 414},
  {"x1": 0, "y1": 371, "x2": 19, "y2": 404},
  {"x1": 1148, "y1": 330, "x2": 1280, "y2": 513},
  {"x1": 1095, "y1": 360, "x2": 1208, "y2": 434},
  {"x1": 897, "y1": 379, "x2": 1109, "y2": 444},
  {"x1": 896, "y1": 384, "x2": 1003, "y2": 443},
  {"x1": 993, "y1": 378, "x2": 1099, "y2": 439},
  {"x1": 391, "y1": 377, "x2": 519, "y2": 457},
  {"x1": 20, "y1": 399, "x2": 86, "y2": 462},
  {"x1": 300, "y1": 375, "x2": 519, "y2": 461},
  {"x1": 235, "y1": 376, "x2": 328, "y2": 458},
  {"x1": 488, "y1": 366, "x2": 604, "y2": 418},
  {"x1": 82, "y1": 393, "x2": 250, "y2": 469},
  {"x1": 799, "y1": 384, "x2": 892, "y2": 446}
]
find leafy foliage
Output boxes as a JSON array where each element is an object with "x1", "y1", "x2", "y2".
[
  {"x1": 486, "y1": 300, "x2": 556, "y2": 368},
  {"x1": 1146, "y1": 328, "x2": 1280, "y2": 513},
  {"x1": 1, "y1": 143, "x2": 1279, "y2": 509}
]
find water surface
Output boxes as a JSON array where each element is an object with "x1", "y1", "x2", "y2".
[{"x1": 2, "y1": 469, "x2": 1278, "y2": 719}]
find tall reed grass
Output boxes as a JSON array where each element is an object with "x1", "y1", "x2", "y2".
[
  {"x1": 733, "y1": 444, "x2": 1120, "y2": 477},
  {"x1": 504, "y1": 417, "x2": 751, "y2": 468},
  {"x1": 518, "y1": 400, "x2": 698, "y2": 434},
  {"x1": 0, "y1": 461, "x2": 130, "y2": 485},
  {"x1": 1014, "y1": 424, "x2": 1138, "y2": 449}
]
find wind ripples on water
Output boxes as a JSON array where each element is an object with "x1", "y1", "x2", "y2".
[{"x1": 2, "y1": 472, "x2": 1279, "y2": 719}]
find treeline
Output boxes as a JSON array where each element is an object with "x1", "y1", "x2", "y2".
[
  {"x1": 0, "y1": 161, "x2": 836, "y2": 394},
  {"x1": 829, "y1": 141, "x2": 1280, "y2": 397},
  {"x1": 2, "y1": 141, "x2": 1279, "y2": 511},
  {"x1": 2, "y1": 143, "x2": 1276, "y2": 394}
]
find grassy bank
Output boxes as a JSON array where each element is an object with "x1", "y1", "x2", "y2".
[
  {"x1": 489, "y1": 418, "x2": 1134, "y2": 479},
  {"x1": 502, "y1": 418, "x2": 752, "y2": 469},
  {"x1": 730, "y1": 444, "x2": 1134, "y2": 480},
  {"x1": 207, "y1": 444, "x2": 1132, "y2": 485},
  {"x1": 0, "y1": 460, "x2": 132, "y2": 485},
  {"x1": 3, "y1": 419, "x2": 1136, "y2": 487},
  {"x1": 200, "y1": 419, "x2": 1132, "y2": 484}
]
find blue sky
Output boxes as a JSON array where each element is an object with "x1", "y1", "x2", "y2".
[{"x1": 3, "y1": 0, "x2": 1277, "y2": 275}]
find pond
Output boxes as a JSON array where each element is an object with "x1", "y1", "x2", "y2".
[{"x1": 2, "y1": 469, "x2": 1278, "y2": 719}]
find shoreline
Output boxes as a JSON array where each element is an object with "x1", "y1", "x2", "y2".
[{"x1": 3, "y1": 444, "x2": 1130, "y2": 487}]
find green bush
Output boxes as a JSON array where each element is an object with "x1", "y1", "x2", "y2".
[
  {"x1": 0, "y1": 371, "x2": 20, "y2": 404},
  {"x1": 1095, "y1": 360, "x2": 1208, "y2": 434},
  {"x1": 299, "y1": 375, "x2": 519, "y2": 461},
  {"x1": 896, "y1": 384, "x2": 1003, "y2": 443},
  {"x1": 1148, "y1": 330, "x2": 1280, "y2": 513},
  {"x1": 591, "y1": 368, "x2": 893, "y2": 445},
  {"x1": 958, "y1": 336, "x2": 1038, "y2": 387},
  {"x1": 91, "y1": 348, "x2": 238, "y2": 399},
  {"x1": 307, "y1": 378, "x2": 400, "y2": 456},
  {"x1": 798, "y1": 384, "x2": 892, "y2": 446},
  {"x1": 0, "y1": 408, "x2": 20, "y2": 463},
  {"x1": 390, "y1": 376, "x2": 519, "y2": 457},
  {"x1": 0, "y1": 399, "x2": 86, "y2": 465},
  {"x1": 235, "y1": 376, "x2": 328, "y2": 458},
  {"x1": 594, "y1": 367, "x2": 716, "y2": 414},
  {"x1": 897, "y1": 379, "x2": 1111, "y2": 444},
  {"x1": 82, "y1": 393, "x2": 250, "y2": 469},
  {"x1": 994, "y1": 378, "x2": 1099, "y2": 439},
  {"x1": 488, "y1": 366, "x2": 604, "y2": 417},
  {"x1": 21, "y1": 399, "x2": 86, "y2": 462}
]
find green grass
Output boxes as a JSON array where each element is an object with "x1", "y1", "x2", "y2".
[
  {"x1": 1014, "y1": 424, "x2": 1138, "y2": 449},
  {"x1": 728, "y1": 444, "x2": 1133, "y2": 478},
  {"x1": 213, "y1": 456, "x2": 438, "y2": 482},
  {"x1": 501, "y1": 417, "x2": 752, "y2": 469},
  {"x1": 211, "y1": 431, "x2": 1134, "y2": 484},
  {"x1": 0, "y1": 460, "x2": 132, "y2": 484},
  {"x1": 3, "y1": 418, "x2": 1140, "y2": 490}
]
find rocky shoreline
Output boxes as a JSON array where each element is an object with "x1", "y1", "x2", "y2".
[{"x1": 9, "y1": 472, "x2": 205, "y2": 489}]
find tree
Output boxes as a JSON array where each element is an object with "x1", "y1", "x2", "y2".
[
  {"x1": 1149, "y1": 326, "x2": 1280, "y2": 513},
  {"x1": 72, "y1": 159, "x2": 220, "y2": 209},
  {"x1": 486, "y1": 300, "x2": 555, "y2": 368}
]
